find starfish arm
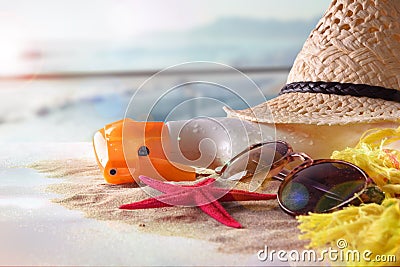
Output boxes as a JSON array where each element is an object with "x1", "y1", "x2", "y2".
[
  {"x1": 119, "y1": 198, "x2": 172, "y2": 210},
  {"x1": 196, "y1": 190, "x2": 242, "y2": 228},
  {"x1": 197, "y1": 200, "x2": 242, "y2": 228},
  {"x1": 219, "y1": 189, "x2": 277, "y2": 202},
  {"x1": 134, "y1": 188, "x2": 203, "y2": 207}
]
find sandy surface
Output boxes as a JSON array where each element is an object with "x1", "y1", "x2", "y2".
[{"x1": 30, "y1": 157, "x2": 308, "y2": 254}]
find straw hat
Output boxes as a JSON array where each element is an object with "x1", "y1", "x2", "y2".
[{"x1": 225, "y1": 0, "x2": 400, "y2": 125}]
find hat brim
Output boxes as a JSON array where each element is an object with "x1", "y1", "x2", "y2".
[{"x1": 224, "y1": 92, "x2": 400, "y2": 125}]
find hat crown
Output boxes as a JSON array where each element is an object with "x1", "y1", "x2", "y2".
[
  {"x1": 225, "y1": 0, "x2": 400, "y2": 125},
  {"x1": 288, "y1": 0, "x2": 400, "y2": 91}
]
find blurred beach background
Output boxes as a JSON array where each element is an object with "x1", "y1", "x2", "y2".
[{"x1": 0, "y1": 0, "x2": 331, "y2": 142}]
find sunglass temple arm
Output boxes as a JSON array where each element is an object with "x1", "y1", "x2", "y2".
[
  {"x1": 273, "y1": 152, "x2": 312, "y2": 182},
  {"x1": 273, "y1": 169, "x2": 290, "y2": 182}
]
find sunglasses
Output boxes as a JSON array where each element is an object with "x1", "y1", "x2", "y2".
[{"x1": 215, "y1": 141, "x2": 384, "y2": 216}]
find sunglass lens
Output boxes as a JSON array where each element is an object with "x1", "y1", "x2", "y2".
[
  {"x1": 278, "y1": 162, "x2": 366, "y2": 215},
  {"x1": 221, "y1": 142, "x2": 289, "y2": 180}
]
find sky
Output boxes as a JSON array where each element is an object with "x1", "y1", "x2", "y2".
[{"x1": 0, "y1": 0, "x2": 331, "y2": 40}]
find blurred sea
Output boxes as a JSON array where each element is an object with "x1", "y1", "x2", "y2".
[{"x1": 0, "y1": 71, "x2": 288, "y2": 142}]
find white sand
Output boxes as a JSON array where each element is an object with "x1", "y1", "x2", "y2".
[{"x1": 30, "y1": 156, "x2": 308, "y2": 255}]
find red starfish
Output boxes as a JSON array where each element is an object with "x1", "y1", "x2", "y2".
[{"x1": 120, "y1": 175, "x2": 276, "y2": 228}]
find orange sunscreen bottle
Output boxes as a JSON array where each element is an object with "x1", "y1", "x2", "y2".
[{"x1": 93, "y1": 118, "x2": 196, "y2": 184}]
